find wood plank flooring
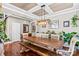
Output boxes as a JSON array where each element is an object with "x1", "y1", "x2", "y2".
[
  {"x1": 4, "y1": 41, "x2": 79, "y2": 56},
  {"x1": 4, "y1": 41, "x2": 40, "y2": 56}
]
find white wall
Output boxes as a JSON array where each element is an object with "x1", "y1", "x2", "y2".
[
  {"x1": 6, "y1": 16, "x2": 30, "y2": 40},
  {"x1": 36, "y1": 10, "x2": 79, "y2": 33}
]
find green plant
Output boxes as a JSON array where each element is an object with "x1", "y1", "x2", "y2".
[
  {"x1": 51, "y1": 31, "x2": 56, "y2": 34},
  {"x1": 46, "y1": 30, "x2": 51, "y2": 34},
  {"x1": 71, "y1": 15, "x2": 78, "y2": 27},
  {"x1": 0, "y1": 31, "x2": 9, "y2": 42},
  {"x1": 0, "y1": 19, "x2": 9, "y2": 42},
  {"x1": 60, "y1": 31, "x2": 79, "y2": 46},
  {"x1": 0, "y1": 20, "x2": 5, "y2": 31},
  {"x1": 61, "y1": 32, "x2": 77, "y2": 43},
  {"x1": 0, "y1": 13, "x2": 4, "y2": 18}
]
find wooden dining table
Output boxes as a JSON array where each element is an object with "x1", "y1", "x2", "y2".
[{"x1": 23, "y1": 36, "x2": 64, "y2": 50}]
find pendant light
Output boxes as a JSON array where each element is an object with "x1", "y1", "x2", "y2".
[
  {"x1": 41, "y1": 5, "x2": 45, "y2": 20},
  {"x1": 38, "y1": 5, "x2": 47, "y2": 26}
]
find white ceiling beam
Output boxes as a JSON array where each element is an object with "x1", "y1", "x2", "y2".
[
  {"x1": 50, "y1": 9, "x2": 79, "y2": 19},
  {"x1": 40, "y1": 4, "x2": 79, "y2": 20},
  {"x1": 2, "y1": 3, "x2": 39, "y2": 20},
  {"x1": 73, "y1": 3, "x2": 79, "y2": 9},
  {"x1": 28, "y1": 5, "x2": 41, "y2": 12},
  {"x1": 39, "y1": 14, "x2": 52, "y2": 19},
  {"x1": 3, "y1": 6, "x2": 33, "y2": 21},
  {"x1": 44, "y1": 3, "x2": 54, "y2": 15},
  {"x1": 2, "y1": 3, "x2": 79, "y2": 22},
  {"x1": 36, "y1": 3, "x2": 54, "y2": 19}
]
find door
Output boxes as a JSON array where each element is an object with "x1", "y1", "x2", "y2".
[{"x1": 12, "y1": 23, "x2": 20, "y2": 42}]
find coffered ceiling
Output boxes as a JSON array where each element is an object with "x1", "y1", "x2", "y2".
[
  {"x1": 3, "y1": 3, "x2": 79, "y2": 20},
  {"x1": 10, "y1": 3, "x2": 73, "y2": 17},
  {"x1": 32, "y1": 9, "x2": 48, "y2": 16},
  {"x1": 49, "y1": 3, "x2": 73, "y2": 12},
  {"x1": 11, "y1": 3, "x2": 37, "y2": 11}
]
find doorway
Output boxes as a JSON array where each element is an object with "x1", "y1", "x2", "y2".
[{"x1": 12, "y1": 22, "x2": 21, "y2": 42}]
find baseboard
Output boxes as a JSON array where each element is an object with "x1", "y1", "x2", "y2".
[{"x1": 4, "y1": 40, "x2": 21, "y2": 44}]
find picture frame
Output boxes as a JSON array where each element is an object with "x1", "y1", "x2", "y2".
[
  {"x1": 50, "y1": 20, "x2": 59, "y2": 29},
  {"x1": 23, "y1": 24, "x2": 29, "y2": 33},
  {"x1": 63, "y1": 21, "x2": 70, "y2": 27},
  {"x1": 31, "y1": 22, "x2": 36, "y2": 32}
]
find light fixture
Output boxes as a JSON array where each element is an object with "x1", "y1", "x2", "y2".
[
  {"x1": 41, "y1": 5, "x2": 45, "y2": 20},
  {"x1": 37, "y1": 5, "x2": 47, "y2": 26}
]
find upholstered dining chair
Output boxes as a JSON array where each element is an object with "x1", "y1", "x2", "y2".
[
  {"x1": 35, "y1": 33, "x2": 41, "y2": 37},
  {"x1": 51, "y1": 34, "x2": 60, "y2": 40},
  {"x1": 0, "y1": 39, "x2": 4, "y2": 56},
  {"x1": 56, "y1": 34, "x2": 79, "y2": 56},
  {"x1": 22, "y1": 33, "x2": 28, "y2": 39},
  {"x1": 41, "y1": 34, "x2": 49, "y2": 39}
]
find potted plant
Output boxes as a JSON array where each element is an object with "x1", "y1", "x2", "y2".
[
  {"x1": 46, "y1": 30, "x2": 51, "y2": 38},
  {"x1": 71, "y1": 15, "x2": 78, "y2": 27},
  {"x1": 51, "y1": 31, "x2": 56, "y2": 34},
  {"x1": 0, "y1": 31, "x2": 9, "y2": 42},
  {"x1": 0, "y1": 20, "x2": 9, "y2": 42},
  {"x1": 28, "y1": 33, "x2": 32, "y2": 37},
  {"x1": 60, "y1": 31, "x2": 77, "y2": 45}
]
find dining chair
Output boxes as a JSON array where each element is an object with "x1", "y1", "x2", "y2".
[
  {"x1": 41, "y1": 34, "x2": 49, "y2": 39},
  {"x1": 22, "y1": 33, "x2": 28, "y2": 39},
  {"x1": 35, "y1": 33, "x2": 41, "y2": 37},
  {"x1": 56, "y1": 34, "x2": 79, "y2": 56},
  {"x1": 51, "y1": 34, "x2": 60, "y2": 40}
]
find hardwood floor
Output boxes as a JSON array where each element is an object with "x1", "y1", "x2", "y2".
[
  {"x1": 4, "y1": 41, "x2": 79, "y2": 56},
  {"x1": 4, "y1": 41, "x2": 40, "y2": 56}
]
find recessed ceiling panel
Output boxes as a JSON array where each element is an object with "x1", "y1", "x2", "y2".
[
  {"x1": 32, "y1": 9, "x2": 48, "y2": 16},
  {"x1": 11, "y1": 3, "x2": 37, "y2": 11},
  {"x1": 49, "y1": 3, "x2": 73, "y2": 12}
]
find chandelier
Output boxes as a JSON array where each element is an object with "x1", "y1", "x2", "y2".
[{"x1": 37, "y1": 5, "x2": 48, "y2": 26}]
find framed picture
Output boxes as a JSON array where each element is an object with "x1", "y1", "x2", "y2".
[
  {"x1": 31, "y1": 22, "x2": 36, "y2": 32},
  {"x1": 23, "y1": 24, "x2": 29, "y2": 33},
  {"x1": 63, "y1": 21, "x2": 70, "y2": 27},
  {"x1": 50, "y1": 20, "x2": 59, "y2": 29}
]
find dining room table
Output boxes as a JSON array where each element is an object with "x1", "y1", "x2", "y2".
[{"x1": 23, "y1": 36, "x2": 64, "y2": 51}]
